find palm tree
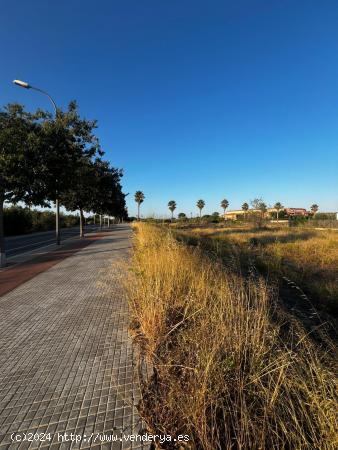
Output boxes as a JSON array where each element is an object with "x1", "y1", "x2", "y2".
[
  {"x1": 134, "y1": 191, "x2": 145, "y2": 220},
  {"x1": 310, "y1": 204, "x2": 319, "y2": 217},
  {"x1": 220, "y1": 199, "x2": 229, "y2": 217},
  {"x1": 196, "y1": 199, "x2": 205, "y2": 218},
  {"x1": 274, "y1": 202, "x2": 283, "y2": 222},
  {"x1": 242, "y1": 202, "x2": 249, "y2": 219},
  {"x1": 168, "y1": 200, "x2": 177, "y2": 220}
]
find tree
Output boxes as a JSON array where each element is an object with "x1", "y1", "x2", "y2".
[
  {"x1": 196, "y1": 199, "x2": 205, "y2": 218},
  {"x1": 168, "y1": 200, "x2": 177, "y2": 220},
  {"x1": 251, "y1": 198, "x2": 267, "y2": 228},
  {"x1": 135, "y1": 191, "x2": 145, "y2": 220},
  {"x1": 178, "y1": 212, "x2": 187, "y2": 220},
  {"x1": 242, "y1": 202, "x2": 249, "y2": 219},
  {"x1": 0, "y1": 104, "x2": 47, "y2": 267},
  {"x1": 92, "y1": 160, "x2": 127, "y2": 224},
  {"x1": 274, "y1": 202, "x2": 284, "y2": 222},
  {"x1": 251, "y1": 198, "x2": 266, "y2": 215},
  {"x1": 259, "y1": 202, "x2": 267, "y2": 217},
  {"x1": 35, "y1": 101, "x2": 101, "y2": 242},
  {"x1": 211, "y1": 211, "x2": 220, "y2": 223},
  {"x1": 61, "y1": 157, "x2": 97, "y2": 237},
  {"x1": 220, "y1": 199, "x2": 229, "y2": 216},
  {"x1": 310, "y1": 204, "x2": 319, "y2": 216}
]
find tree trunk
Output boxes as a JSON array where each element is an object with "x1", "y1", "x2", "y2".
[
  {"x1": 0, "y1": 191, "x2": 6, "y2": 268},
  {"x1": 93, "y1": 215, "x2": 96, "y2": 225},
  {"x1": 108, "y1": 216, "x2": 110, "y2": 228},
  {"x1": 56, "y1": 198, "x2": 60, "y2": 245},
  {"x1": 99, "y1": 214, "x2": 102, "y2": 230},
  {"x1": 137, "y1": 203, "x2": 140, "y2": 220},
  {"x1": 277, "y1": 210, "x2": 279, "y2": 222},
  {"x1": 79, "y1": 209, "x2": 85, "y2": 238}
]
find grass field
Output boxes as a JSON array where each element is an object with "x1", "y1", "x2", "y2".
[
  {"x1": 124, "y1": 223, "x2": 337, "y2": 450},
  {"x1": 174, "y1": 224, "x2": 338, "y2": 315}
]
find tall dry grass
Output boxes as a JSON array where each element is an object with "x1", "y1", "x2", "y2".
[
  {"x1": 125, "y1": 223, "x2": 337, "y2": 449},
  {"x1": 176, "y1": 226, "x2": 338, "y2": 314}
]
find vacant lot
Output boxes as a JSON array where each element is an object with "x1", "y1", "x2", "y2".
[
  {"x1": 125, "y1": 223, "x2": 337, "y2": 450},
  {"x1": 175, "y1": 225, "x2": 338, "y2": 315}
]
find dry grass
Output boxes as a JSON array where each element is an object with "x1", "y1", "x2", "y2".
[
  {"x1": 125, "y1": 223, "x2": 337, "y2": 449},
  {"x1": 176, "y1": 226, "x2": 338, "y2": 314}
]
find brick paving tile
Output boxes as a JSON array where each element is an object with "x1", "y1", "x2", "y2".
[{"x1": 0, "y1": 225, "x2": 149, "y2": 449}]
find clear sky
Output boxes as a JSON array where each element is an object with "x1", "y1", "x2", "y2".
[{"x1": 1, "y1": 0, "x2": 338, "y2": 217}]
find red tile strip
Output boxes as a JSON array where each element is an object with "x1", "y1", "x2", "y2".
[{"x1": 0, "y1": 232, "x2": 111, "y2": 297}]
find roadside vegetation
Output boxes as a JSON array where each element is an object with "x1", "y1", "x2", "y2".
[
  {"x1": 0, "y1": 102, "x2": 128, "y2": 265},
  {"x1": 126, "y1": 223, "x2": 337, "y2": 449},
  {"x1": 4, "y1": 205, "x2": 80, "y2": 236},
  {"x1": 175, "y1": 224, "x2": 338, "y2": 315}
]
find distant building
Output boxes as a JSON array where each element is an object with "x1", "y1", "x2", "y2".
[
  {"x1": 223, "y1": 209, "x2": 258, "y2": 220},
  {"x1": 284, "y1": 208, "x2": 308, "y2": 216},
  {"x1": 223, "y1": 207, "x2": 309, "y2": 220}
]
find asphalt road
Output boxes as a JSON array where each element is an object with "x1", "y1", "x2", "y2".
[{"x1": 5, "y1": 225, "x2": 102, "y2": 257}]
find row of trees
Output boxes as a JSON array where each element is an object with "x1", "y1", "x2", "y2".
[
  {"x1": 0, "y1": 102, "x2": 127, "y2": 266},
  {"x1": 133, "y1": 192, "x2": 319, "y2": 221}
]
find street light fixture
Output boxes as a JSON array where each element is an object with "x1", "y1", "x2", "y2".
[
  {"x1": 13, "y1": 79, "x2": 61, "y2": 245},
  {"x1": 13, "y1": 79, "x2": 29, "y2": 89},
  {"x1": 13, "y1": 79, "x2": 57, "y2": 115}
]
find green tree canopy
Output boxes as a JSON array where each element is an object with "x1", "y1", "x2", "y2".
[
  {"x1": 36, "y1": 101, "x2": 101, "y2": 205},
  {"x1": 0, "y1": 103, "x2": 46, "y2": 206},
  {"x1": 0, "y1": 104, "x2": 47, "y2": 266},
  {"x1": 92, "y1": 160, "x2": 127, "y2": 219}
]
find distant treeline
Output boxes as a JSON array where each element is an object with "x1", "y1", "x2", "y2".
[{"x1": 4, "y1": 206, "x2": 79, "y2": 236}]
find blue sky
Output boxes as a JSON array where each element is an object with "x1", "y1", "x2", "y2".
[{"x1": 1, "y1": 0, "x2": 338, "y2": 217}]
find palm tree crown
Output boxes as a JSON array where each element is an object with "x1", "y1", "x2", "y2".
[
  {"x1": 134, "y1": 191, "x2": 145, "y2": 204},
  {"x1": 274, "y1": 202, "x2": 284, "y2": 221},
  {"x1": 221, "y1": 199, "x2": 229, "y2": 214},
  {"x1": 134, "y1": 191, "x2": 145, "y2": 220},
  {"x1": 168, "y1": 200, "x2": 177, "y2": 219},
  {"x1": 196, "y1": 199, "x2": 205, "y2": 217},
  {"x1": 310, "y1": 204, "x2": 319, "y2": 215},
  {"x1": 242, "y1": 202, "x2": 249, "y2": 212}
]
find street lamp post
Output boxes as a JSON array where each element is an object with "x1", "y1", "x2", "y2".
[{"x1": 13, "y1": 79, "x2": 61, "y2": 245}]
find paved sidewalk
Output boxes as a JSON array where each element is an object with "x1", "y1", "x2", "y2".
[
  {"x1": 0, "y1": 231, "x2": 113, "y2": 297},
  {"x1": 0, "y1": 225, "x2": 149, "y2": 449}
]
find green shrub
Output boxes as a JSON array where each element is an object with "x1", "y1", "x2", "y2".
[
  {"x1": 4, "y1": 206, "x2": 33, "y2": 235},
  {"x1": 4, "y1": 205, "x2": 80, "y2": 236}
]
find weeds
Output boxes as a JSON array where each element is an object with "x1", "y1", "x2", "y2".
[
  {"x1": 176, "y1": 226, "x2": 338, "y2": 314},
  {"x1": 125, "y1": 223, "x2": 337, "y2": 449}
]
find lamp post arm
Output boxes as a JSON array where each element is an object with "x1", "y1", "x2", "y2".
[{"x1": 30, "y1": 86, "x2": 58, "y2": 116}]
